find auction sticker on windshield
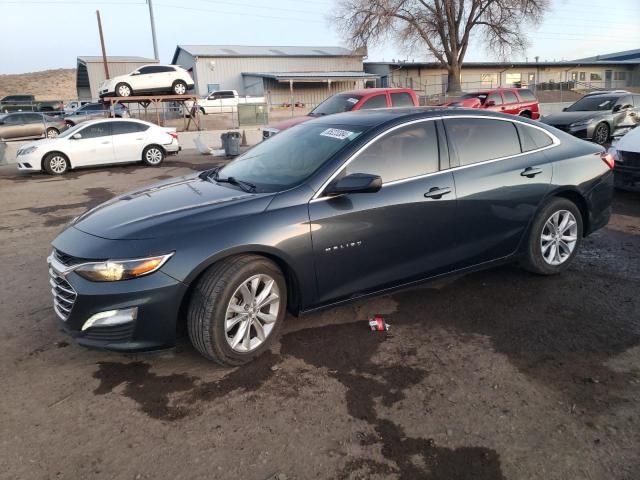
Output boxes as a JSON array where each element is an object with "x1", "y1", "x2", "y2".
[{"x1": 320, "y1": 128, "x2": 356, "y2": 140}]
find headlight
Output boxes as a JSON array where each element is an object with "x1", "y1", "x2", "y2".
[
  {"x1": 570, "y1": 118, "x2": 594, "y2": 128},
  {"x1": 74, "y1": 253, "x2": 173, "y2": 282},
  {"x1": 18, "y1": 146, "x2": 38, "y2": 156}
]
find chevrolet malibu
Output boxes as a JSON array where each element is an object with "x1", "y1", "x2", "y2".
[{"x1": 48, "y1": 109, "x2": 614, "y2": 365}]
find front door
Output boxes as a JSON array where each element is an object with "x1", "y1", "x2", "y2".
[
  {"x1": 443, "y1": 117, "x2": 554, "y2": 266},
  {"x1": 308, "y1": 120, "x2": 458, "y2": 304}
]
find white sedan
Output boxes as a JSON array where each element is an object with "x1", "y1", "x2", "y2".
[{"x1": 16, "y1": 119, "x2": 180, "y2": 175}]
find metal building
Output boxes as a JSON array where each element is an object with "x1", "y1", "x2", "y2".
[
  {"x1": 170, "y1": 45, "x2": 377, "y2": 106},
  {"x1": 76, "y1": 56, "x2": 158, "y2": 100}
]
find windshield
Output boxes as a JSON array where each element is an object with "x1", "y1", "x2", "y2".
[
  {"x1": 566, "y1": 95, "x2": 618, "y2": 112},
  {"x1": 310, "y1": 94, "x2": 363, "y2": 116},
  {"x1": 217, "y1": 124, "x2": 365, "y2": 192},
  {"x1": 460, "y1": 93, "x2": 488, "y2": 105},
  {"x1": 57, "y1": 123, "x2": 84, "y2": 138}
]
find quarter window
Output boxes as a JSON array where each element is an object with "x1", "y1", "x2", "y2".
[
  {"x1": 444, "y1": 118, "x2": 521, "y2": 166},
  {"x1": 360, "y1": 95, "x2": 387, "y2": 109},
  {"x1": 516, "y1": 124, "x2": 553, "y2": 152},
  {"x1": 517, "y1": 89, "x2": 537, "y2": 102},
  {"x1": 390, "y1": 92, "x2": 415, "y2": 107},
  {"x1": 344, "y1": 121, "x2": 439, "y2": 183}
]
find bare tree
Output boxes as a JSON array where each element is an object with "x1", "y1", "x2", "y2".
[{"x1": 335, "y1": 0, "x2": 548, "y2": 93}]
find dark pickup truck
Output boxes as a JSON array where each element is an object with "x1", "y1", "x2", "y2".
[{"x1": 0, "y1": 95, "x2": 64, "y2": 114}]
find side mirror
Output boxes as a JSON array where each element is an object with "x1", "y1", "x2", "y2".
[
  {"x1": 485, "y1": 100, "x2": 496, "y2": 107},
  {"x1": 612, "y1": 105, "x2": 621, "y2": 113},
  {"x1": 72, "y1": 133, "x2": 82, "y2": 140},
  {"x1": 325, "y1": 173, "x2": 382, "y2": 196},
  {"x1": 131, "y1": 71, "x2": 140, "y2": 76},
  {"x1": 562, "y1": 107, "x2": 568, "y2": 112}
]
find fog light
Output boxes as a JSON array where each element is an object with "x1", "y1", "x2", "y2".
[{"x1": 82, "y1": 307, "x2": 138, "y2": 331}]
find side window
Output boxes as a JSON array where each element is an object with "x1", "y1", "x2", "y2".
[
  {"x1": 444, "y1": 118, "x2": 521, "y2": 166},
  {"x1": 633, "y1": 95, "x2": 640, "y2": 107},
  {"x1": 518, "y1": 89, "x2": 537, "y2": 102},
  {"x1": 4, "y1": 115, "x2": 21, "y2": 124},
  {"x1": 516, "y1": 124, "x2": 554, "y2": 152},
  {"x1": 344, "y1": 121, "x2": 439, "y2": 183},
  {"x1": 157, "y1": 66, "x2": 175, "y2": 73},
  {"x1": 486, "y1": 92, "x2": 503, "y2": 105},
  {"x1": 137, "y1": 66, "x2": 156, "y2": 75},
  {"x1": 503, "y1": 91, "x2": 518, "y2": 104},
  {"x1": 79, "y1": 123, "x2": 112, "y2": 139},
  {"x1": 616, "y1": 95, "x2": 633, "y2": 110},
  {"x1": 112, "y1": 122, "x2": 148, "y2": 135},
  {"x1": 390, "y1": 92, "x2": 415, "y2": 107},
  {"x1": 85, "y1": 104, "x2": 103, "y2": 111},
  {"x1": 360, "y1": 94, "x2": 387, "y2": 110},
  {"x1": 24, "y1": 113, "x2": 43, "y2": 123}
]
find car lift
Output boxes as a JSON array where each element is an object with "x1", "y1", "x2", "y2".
[{"x1": 103, "y1": 95, "x2": 201, "y2": 131}]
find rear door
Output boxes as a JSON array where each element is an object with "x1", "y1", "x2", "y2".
[
  {"x1": 444, "y1": 116, "x2": 554, "y2": 266},
  {"x1": 356, "y1": 93, "x2": 389, "y2": 110},
  {"x1": 308, "y1": 119, "x2": 458, "y2": 304},
  {"x1": 112, "y1": 121, "x2": 149, "y2": 162},
  {"x1": 484, "y1": 92, "x2": 504, "y2": 113},
  {"x1": 71, "y1": 122, "x2": 115, "y2": 167},
  {"x1": 501, "y1": 90, "x2": 521, "y2": 115},
  {"x1": 390, "y1": 91, "x2": 416, "y2": 107},
  {"x1": 0, "y1": 114, "x2": 27, "y2": 139}
]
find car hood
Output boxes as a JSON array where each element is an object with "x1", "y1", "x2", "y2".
[
  {"x1": 265, "y1": 115, "x2": 312, "y2": 132},
  {"x1": 20, "y1": 137, "x2": 63, "y2": 151},
  {"x1": 72, "y1": 174, "x2": 275, "y2": 240},
  {"x1": 541, "y1": 111, "x2": 607, "y2": 126}
]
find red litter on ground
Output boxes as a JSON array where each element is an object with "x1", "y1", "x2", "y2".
[{"x1": 369, "y1": 315, "x2": 390, "y2": 332}]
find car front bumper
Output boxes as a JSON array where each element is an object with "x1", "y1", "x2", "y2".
[
  {"x1": 48, "y1": 252, "x2": 187, "y2": 352},
  {"x1": 614, "y1": 150, "x2": 640, "y2": 191},
  {"x1": 16, "y1": 151, "x2": 43, "y2": 171}
]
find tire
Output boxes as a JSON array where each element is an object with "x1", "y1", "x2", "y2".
[
  {"x1": 592, "y1": 123, "x2": 610, "y2": 145},
  {"x1": 522, "y1": 197, "x2": 583, "y2": 275},
  {"x1": 116, "y1": 83, "x2": 132, "y2": 97},
  {"x1": 519, "y1": 111, "x2": 532, "y2": 119},
  {"x1": 172, "y1": 81, "x2": 187, "y2": 95},
  {"x1": 45, "y1": 127, "x2": 59, "y2": 138},
  {"x1": 142, "y1": 145, "x2": 165, "y2": 166},
  {"x1": 43, "y1": 152, "x2": 69, "y2": 175},
  {"x1": 187, "y1": 255, "x2": 287, "y2": 366}
]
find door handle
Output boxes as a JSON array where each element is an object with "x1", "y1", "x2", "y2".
[
  {"x1": 101, "y1": 141, "x2": 110, "y2": 144},
  {"x1": 521, "y1": 167, "x2": 543, "y2": 178},
  {"x1": 424, "y1": 187, "x2": 452, "y2": 199}
]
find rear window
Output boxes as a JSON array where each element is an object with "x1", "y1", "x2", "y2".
[
  {"x1": 518, "y1": 89, "x2": 537, "y2": 102},
  {"x1": 516, "y1": 124, "x2": 554, "y2": 151},
  {"x1": 390, "y1": 92, "x2": 415, "y2": 107},
  {"x1": 444, "y1": 118, "x2": 521, "y2": 166}
]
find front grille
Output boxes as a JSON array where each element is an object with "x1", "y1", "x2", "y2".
[
  {"x1": 83, "y1": 323, "x2": 135, "y2": 342},
  {"x1": 49, "y1": 267, "x2": 77, "y2": 321},
  {"x1": 618, "y1": 150, "x2": 640, "y2": 168},
  {"x1": 53, "y1": 249, "x2": 92, "y2": 267}
]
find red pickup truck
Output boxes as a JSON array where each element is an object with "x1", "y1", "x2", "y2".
[
  {"x1": 445, "y1": 88, "x2": 541, "y2": 120},
  {"x1": 262, "y1": 87, "x2": 419, "y2": 139}
]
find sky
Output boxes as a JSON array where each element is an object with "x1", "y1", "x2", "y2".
[{"x1": 0, "y1": 0, "x2": 638, "y2": 74}]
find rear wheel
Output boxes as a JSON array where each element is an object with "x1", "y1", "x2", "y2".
[
  {"x1": 45, "y1": 127, "x2": 59, "y2": 138},
  {"x1": 592, "y1": 123, "x2": 609, "y2": 145},
  {"x1": 142, "y1": 145, "x2": 164, "y2": 166},
  {"x1": 519, "y1": 111, "x2": 532, "y2": 118},
  {"x1": 187, "y1": 255, "x2": 287, "y2": 365},
  {"x1": 523, "y1": 197, "x2": 583, "y2": 275},
  {"x1": 43, "y1": 152, "x2": 69, "y2": 175},
  {"x1": 116, "y1": 83, "x2": 132, "y2": 97}
]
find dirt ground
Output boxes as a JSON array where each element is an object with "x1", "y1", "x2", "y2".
[{"x1": 0, "y1": 153, "x2": 638, "y2": 480}]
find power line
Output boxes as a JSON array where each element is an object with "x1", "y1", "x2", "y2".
[
  {"x1": 154, "y1": 2, "x2": 324, "y2": 22},
  {"x1": 193, "y1": 0, "x2": 325, "y2": 15}
]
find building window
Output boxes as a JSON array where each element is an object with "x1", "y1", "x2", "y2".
[
  {"x1": 528, "y1": 72, "x2": 536, "y2": 84},
  {"x1": 579, "y1": 72, "x2": 586, "y2": 81},
  {"x1": 614, "y1": 71, "x2": 627, "y2": 81},
  {"x1": 481, "y1": 73, "x2": 498, "y2": 87},
  {"x1": 590, "y1": 73, "x2": 602, "y2": 81},
  {"x1": 505, "y1": 73, "x2": 522, "y2": 87},
  {"x1": 207, "y1": 83, "x2": 221, "y2": 94},
  {"x1": 570, "y1": 72, "x2": 578, "y2": 81}
]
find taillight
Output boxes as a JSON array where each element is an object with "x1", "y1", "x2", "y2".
[
  {"x1": 169, "y1": 132, "x2": 178, "y2": 140},
  {"x1": 601, "y1": 152, "x2": 615, "y2": 169}
]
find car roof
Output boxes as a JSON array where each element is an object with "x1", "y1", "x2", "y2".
[
  {"x1": 306, "y1": 107, "x2": 526, "y2": 128},
  {"x1": 79, "y1": 118, "x2": 154, "y2": 127},
  {"x1": 334, "y1": 87, "x2": 414, "y2": 96}
]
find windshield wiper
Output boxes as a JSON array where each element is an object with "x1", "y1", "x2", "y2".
[
  {"x1": 213, "y1": 171, "x2": 257, "y2": 193},
  {"x1": 199, "y1": 165, "x2": 222, "y2": 180}
]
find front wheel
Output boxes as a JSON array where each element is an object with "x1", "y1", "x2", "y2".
[
  {"x1": 187, "y1": 255, "x2": 287, "y2": 366},
  {"x1": 43, "y1": 152, "x2": 69, "y2": 175},
  {"x1": 142, "y1": 145, "x2": 165, "y2": 166},
  {"x1": 45, "y1": 127, "x2": 59, "y2": 138},
  {"x1": 522, "y1": 198, "x2": 583, "y2": 275},
  {"x1": 592, "y1": 123, "x2": 610, "y2": 145},
  {"x1": 116, "y1": 83, "x2": 132, "y2": 97}
]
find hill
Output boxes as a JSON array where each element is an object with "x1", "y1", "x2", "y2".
[{"x1": 0, "y1": 69, "x2": 76, "y2": 101}]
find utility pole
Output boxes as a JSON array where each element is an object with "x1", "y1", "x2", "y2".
[
  {"x1": 147, "y1": 0, "x2": 159, "y2": 61},
  {"x1": 96, "y1": 10, "x2": 110, "y2": 79}
]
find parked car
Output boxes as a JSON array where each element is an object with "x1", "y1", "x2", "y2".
[
  {"x1": 444, "y1": 88, "x2": 540, "y2": 119},
  {"x1": 64, "y1": 102, "x2": 129, "y2": 126},
  {"x1": 262, "y1": 88, "x2": 419, "y2": 139},
  {"x1": 99, "y1": 64, "x2": 195, "y2": 97},
  {"x1": 16, "y1": 118, "x2": 179, "y2": 175},
  {"x1": 64, "y1": 100, "x2": 91, "y2": 114},
  {"x1": 47, "y1": 109, "x2": 613, "y2": 365},
  {"x1": 609, "y1": 125, "x2": 640, "y2": 190},
  {"x1": 541, "y1": 92, "x2": 640, "y2": 145},
  {"x1": 184, "y1": 90, "x2": 266, "y2": 115},
  {"x1": 0, "y1": 112, "x2": 66, "y2": 141},
  {"x1": 0, "y1": 94, "x2": 64, "y2": 113}
]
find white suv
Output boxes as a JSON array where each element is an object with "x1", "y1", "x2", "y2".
[{"x1": 99, "y1": 64, "x2": 195, "y2": 98}]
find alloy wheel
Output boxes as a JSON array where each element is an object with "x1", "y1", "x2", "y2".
[
  {"x1": 118, "y1": 85, "x2": 131, "y2": 97},
  {"x1": 540, "y1": 209, "x2": 578, "y2": 266},
  {"x1": 145, "y1": 147, "x2": 163, "y2": 164},
  {"x1": 46, "y1": 129, "x2": 59, "y2": 138},
  {"x1": 593, "y1": 124, "x2": 609, "y2": 145},
  {"x1": 174, "y1": 83, "x2": 186, "y2": 95},
  {"x1": 224, "y1": 274, "x2": 280, "y2": 353},
  {"x1": 49, "y1": 156, "x2": 67, "y2": 174}
]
